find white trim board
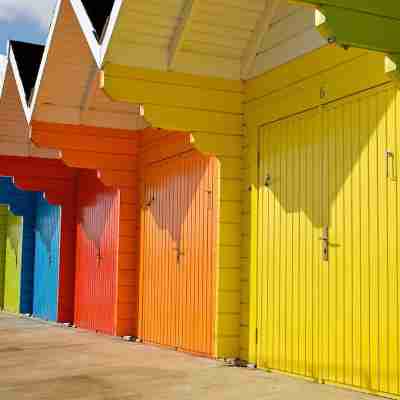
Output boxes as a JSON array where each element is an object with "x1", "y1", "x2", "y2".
[
  {"x1": 70, "y1": 0, "x2": 124, "y2": 67},
  {"x1": 27, "y1": 0, "x2": 63, "y2": 123}
]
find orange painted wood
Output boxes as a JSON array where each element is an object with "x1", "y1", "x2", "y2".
[{"x1": 139, "y1": 149, "x2": 218, "y2": 357}]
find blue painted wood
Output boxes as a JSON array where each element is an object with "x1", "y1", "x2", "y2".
[
  {"x1": 32, "y1": 193, "x2": 61, "y2": 322},
  {"x1": 0, "y1": 177, "x2": 36, "y2": 314}
]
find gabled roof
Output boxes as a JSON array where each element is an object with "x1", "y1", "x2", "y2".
[
  {"x1": 28, "y1": 0, "x2": 147, "y2": 131},
  {"x1": 71, "y1": 0, "x2": 326, "y2": 80},
  {"x1": 10, "y1": 41, "x2": 44, "y2": 105},
  {"x1": 80, "y1": 0, "x2": 115, "y2": 40},
  {"x1": 0, "y1": 45, "x2": 59, "y2": 159}
]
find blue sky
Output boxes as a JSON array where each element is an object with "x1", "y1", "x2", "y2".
[{"x1": 0, "y1": 0, "x2": 57, "y2": 54}]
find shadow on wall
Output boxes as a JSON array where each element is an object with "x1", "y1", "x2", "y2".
[
  {"x1": 260, "y1": 85, "x2": 396, "y2": 228},
  {"x1": 34, "y1": 193, "x2": 60, "y2": 265},
  {"x1": 0, "y1": 176, "x2": 37, "y2": 314},
  {"x1": 78, "y1": 170, "x2": 117, "y2": 258},
  {"x1": 141, "y1": 151, "x2": 212, "y2": 263}
]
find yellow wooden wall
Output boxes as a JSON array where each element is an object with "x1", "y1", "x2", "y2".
[
  {"x1": 102, "y1": 43, "x2": 395, "y2": 371},
  {"x1": 243, "y1": 45, "x2": 392, "y2": 364},
  {"x1": 103, "y1": 65, "x2": 244, "y2": 358}
]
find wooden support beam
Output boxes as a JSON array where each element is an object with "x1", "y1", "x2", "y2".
[
  {"x1": 168, "y1": 0, "x2": 198, "y2": 70},
  {"x1": 80, "y1": 64, "x2": 99, "y2": 121},
  {"x1": 315, "y1": 6, "x2": 400, "y2": 54},
  {"x1": 241, "y1": 0, "x2": 281, "y2": 79},
  {"x1": 294, "y1": 1, "x2": 400, "y2": 20},
  {"x1": 385, "y1": 55, "x2": 400, "y2": 81}
]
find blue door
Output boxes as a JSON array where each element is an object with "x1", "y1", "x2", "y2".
[{"x1": 33, "y1": 193, "x2": 61, "y2": 321}]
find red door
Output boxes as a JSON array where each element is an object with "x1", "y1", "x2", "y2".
[
  {"x1": 139, "y1": 151, "x2": 218, "y2": 356},
  {"x1": 74, "y1": 171, "x2": 120, "y2": 335}
]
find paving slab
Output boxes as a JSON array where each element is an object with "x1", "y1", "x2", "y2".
[{"x1": 0, "y1": 313, "x2": 378, "y2": 400}]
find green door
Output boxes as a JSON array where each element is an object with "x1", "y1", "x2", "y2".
[
  {"x1": 3, "y1": 212, "x2": 23, "y2": 313},
  {"x1": 0, "y1": 205, "x2": 8, "y2": 309}
]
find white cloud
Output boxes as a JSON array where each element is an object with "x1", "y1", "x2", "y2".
[{"x1": 0, "y1": 0, "x2": 57, "y2": 31}]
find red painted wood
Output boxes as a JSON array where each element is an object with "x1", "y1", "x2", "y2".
[
  {"x1": 0, "y1": 155, "x2": 78, "y2": 323},
  {"x1": 32, "y1": 121, "x2": 141, "y2": 336},
  {"x1": 74, "y1": 170, "x2": 120, "y2": 335}
]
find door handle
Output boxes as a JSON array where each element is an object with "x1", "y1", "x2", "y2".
[
  {"x1": 319, "y1": 226, "x2": 329, "y2": 261},
  {"x1": 385, "y1": 150, "x2": 395, "y2": 180},
  {"x1": 96, "y1": 248, "x2": 103, "y2": 266},
  {"x1": 174, "y1": 247, "x2": 184, "y2": 265}
]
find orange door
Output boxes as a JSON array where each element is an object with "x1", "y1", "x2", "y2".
[{"x1": 139, "y1": 151, "x2": 218, "y2": 356}]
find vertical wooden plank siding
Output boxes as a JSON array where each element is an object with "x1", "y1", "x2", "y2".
[
  {"x1": 74, "y1": 170, "x2": 120, "y2": 335},
  {"x1": 256, "y1": 80, "x2": 400, "y2": 397},
  {"x1": 0, "y1": 177, "x2": 36, "y2": 315},
  {"x1": 318, "y1": 84, "x2": 400, "y2": 396},
  {"x1": 103, "y1": 66, "x2": 243, "y2": 357},
  {"x1": 0, "y1": 206, "x2": 8, "y2": 309},
  {"x1": 139, "y1": 134, "x2": 218, "y2": 356},
  {"x1": 3, "y1": 212, "x2": 23, "y2": 314},
  {"x1": 258, "y1": 108, "x2": 322, "y2": 376},
  {"x1": 31, "y1": 122, "x2": 139, "y2": 336},
  {"x1": 32, "y1": 194, "x2": 62, "y2": 322},
  {"x1": 0, "y1": 156, "x2": 78, "y2": 323},
  {"x1": 244, "y1": 47, "x2": 390, "y2": 364}
]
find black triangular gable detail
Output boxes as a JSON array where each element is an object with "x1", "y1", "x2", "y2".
[
  {"x1": 10, "y1": 41, "x2": 45, "y2": 104},
  {"x1": 80, "y1": 1, "x2": 115, "y2": 42}
]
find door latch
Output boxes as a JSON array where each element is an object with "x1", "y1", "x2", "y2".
[
  {"x1": 265, "y1": 174, "x2": 272, "y2": 187},
  {"x1": 96, "y1": 248, "x2": 103, "y2": 266},
  {"x1": 319, "y1": 226, "x2": 329, "y2": 261},
  {"x1": 143, "y1": 196, "x2": 155, "y2": 209},
  {"x1": 385, "y1": 150, "x2": 395, "y2": 180},
  {"x1": 174, "y1": 242, "x2": 184, "y2": 265}
]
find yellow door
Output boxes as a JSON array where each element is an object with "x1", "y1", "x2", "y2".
[
  {"x1": 258, "y1": 107, "x2": 323, "y2": 378},
  {"x1": 320, "y1": 84, "x2": 400, "y2": 396},
  {"x1": 258, "y1": 83, "x2": 400, "y2": 397}
]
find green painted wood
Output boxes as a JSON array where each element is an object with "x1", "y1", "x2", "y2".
[
  {"x1": 0, "y1": 206, "x2": 8, "y2": 310},
  {"x1": 3, "y1": 212, "x2": 23, "y2": 314},
  {"x1": 316, "y1": 6, "x2": 400, "y2": 54},
  {"x1": 299, "y1": 1, "x2": 400, "y2": 19},
  {"x1": 295, "y1": 0, "x2": 400, "y2": 79}
]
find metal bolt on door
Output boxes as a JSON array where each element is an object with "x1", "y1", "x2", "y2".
[
  {"x1": 139, "y1": 151, "x2": 218, "y2": 357},
  {"x1": 257, "y1": 83, "x2": 400, "y2": 397}
]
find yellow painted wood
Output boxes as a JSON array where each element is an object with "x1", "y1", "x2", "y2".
[
  {"x1": 257, "y1": 80, "x2": 400, "y2": 397},
  {"x1": 0, "y1": 205, "x2": 8, "y2": 310},
  {"x1": 258, "y1": 108, "x2": 322, "y2": 378},
  {"x1": 245, "y1": 48, "x2": 390, "y2": 128},
  {"x1": 244, "y1": 44, "x2": 394, "y2": 367},
  {"x1": 3, "y1": 212, "x2": 23, "y2": 314}
]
